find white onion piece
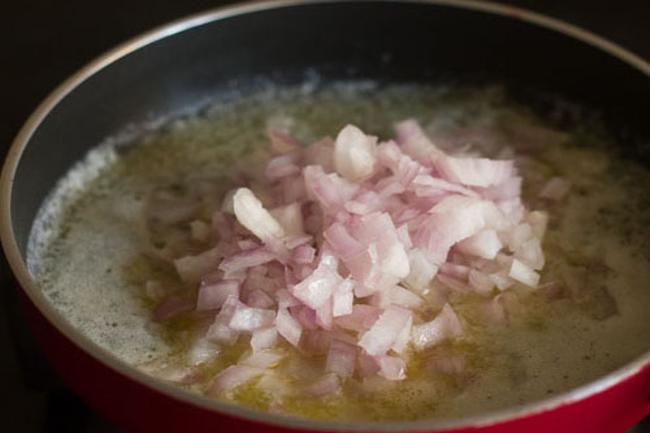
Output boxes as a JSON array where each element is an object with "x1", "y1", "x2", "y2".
[
  {"x1": 359, "y1": 305, "x2": 412, "y2": 356},
  {"x1": 187, "y1": 338, "x2": 220, "y2": 366},
  {"x1": 376, "y1": 355, "x2": 406, "y2": 381},
  {"x1": 218, "y1": 247, "x2": 275, "y2": 277},
  {"x1": 315, "y1": 297, "x2": 334, "y2": 330},
  {"x1": 245, "y1": 289, "x2": 275, "y2": 309},
  {"x1": 233, "y1": 188, "x2": 285, "y2": 243},
  {"x1": 325, "y1": 339, "x2": 357, "y2": 378},
  {"x1": 197, "y1": 280, "x2": 240, "y2": 311},
  {"x1": 403, "y1": 248, "x2": 438, "y2": 293},
  {"x1": 377, "y1": 140, "x2": 426, "y2": 186},
  {"x1": 265, "y1": 154, "x2": 301, "y2": 181},
  {"x1": 285, "y1": 234, "x2": 313, "y2": 249},
  {"x1": 335, "y1": 305, "x2": 382, "y2": 332},
  {"x1": 391, "y1": 315, "x2": 413, "y2": 354},
  {"x1": 267, "y1": 128, "x2": 301, "y2": 154},
  {"x1": 509, "y1": 258, "x2": 540, "y2": 288},
  {"x1": 275, "y1": 307, "x2": 302, "y2": 347},
  {"x1": 174, "y1": 247, "x2": 223, "y2": 284},
  {"x1": 396, "y1": 224, "x2": 413, "y2": 250},
  {"x1": 348, "y1": 212, "x2": 410, "y2": 280},
  {"x1": 269, "y1": 202, "x2": 304, "y2": 237},
  {"x1": 438, "y1": 263, "x2": 471, "y2": 280},
  {"x1": 357, "y1": 352, "x2": 381, "y2": 378},
  {"x1": 324, "y1": 222, "x2": 365, "y2": 259},
  {"x1": 209, "y1": 365, "x2": 264, "y2": 396},
  {"x1": 305, "y1": 137, "x2": 335, "y2": 171},
  {"x1": 489, "y1": 271, "x2": 515, "y2": 291},
  {"x1": 250, "y1": 327, "x2": 278, "y2": 353},
  {"x1": 275, "y1": 289, "x2": 301, "y2": 309},
  {"x1": 412, "y1": 303, "x2": 462, "y2": 350},
  {"x1": 334, "y1": 124, "x2": 378, "y2": 181},
  {"x1": 414, "y1": 196, "x2": 504, "y2": 264},
  {"x1": 239, "y1": 350, "x2": 284, "y2": 368},
  {"x1": 292, "y1": 245, "x2": 316, "y2": 264},
  {"x1": 515, "y1": 237, "x2": 545, "y2": 270},
  {"x1": 206, "y1": 296, "x2": 240, "y2": 344},
  {"x1": 435, "y1": 155, "x2": 515, "y2": 187},
  {"x1": 332, "y1": 278, "x2": 354, "y2": 317},
  {"x1": 456, "y1": 229, "x2": 503, "y2": 260},
  {"x1": 506, "y1": 223, "x2": 533, "y2": 252},
  {"x1": 305, "y1": 373, "x2": 341, "y2": 396},
  {"x1": 410, "y1": 174, "x2": 478, "y2": 198},
  {"x1": 290, "y1": 254, "x2": 341, "y2": 310},
  {"x1": 527, "y1": 210, "x2": 549, "y2": 239},
  {"x1": 394, "y1": 118, "x2": 440, "y2": 166},
  {"x1": 303, "y1": 165, "x2": 358, "y2": 213},
  {"x1": 479, "y1": 176, "x2": 522, "y2": 200},
  {"x1": 468, "y1": 269, "x2": 495, "y2": 295},
  {"x1": 220, "y1": 189, "x2": 237, "y2": 214},
  {"x1": 372, "y1": 285, "x2": 423, "y2": 309},
  {"x1": 228, "y1": 302, "x2": 275, "y2": 332},
  {"x1": 153, "y1": 296, "x2": 195, "y2": 322}
]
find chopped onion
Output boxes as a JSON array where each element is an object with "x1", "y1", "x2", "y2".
[
  {"x1": 250, "y1": 327, "x2": 278, "y2": 353},
  {"x1": 275, "y1": 307, "x2": 302, "y2": 347},
  {"x1": 228, "y1": 302, "x2": 275, "y2": 332},
  {"x1": 403, "y1": 248, "x2": 438, "y2": 293},
  {"x1": 332, "y1": 278, "x2": 354, "y2": 317},
  {"x1": 218, "y1": 247, "x2": 276, "y2": 277},
  {"x1": 288, "y1": 247, "x2": 312, "y2": 267},
  {"x1": 435, "y1": 155, "x2": 515, "y2": 187},
  {"x1": 156, "y1": 121, "x2": 552, "y2": 389},
  {"x1": 153, "y1": 296, "x2": 195, "y2": 322},
  {"x1": 233, "y1": 188, "x2": 285, "y2": 243},
  {"x1": 239, "y1": 350, "x2": 284, "y2": 368},
  {"x1": 509, "y1": 258, "x2": 540, "y2": 288},
  {"x1": 376, "y1": 355, "x2": 406, "y2": 381},
  {"x1": 412, "y1": 303, "x2": 462, "y2": 350},
  {"x1": 456, "y1": 229, "x2": 503, "y2": 260},
  {"x1": 359, "y1": 305, "x2": 412, "y2": 356},
  {"x1": 394, "y1": 118, "x2": 440, "y2": 166},
  {"x1": 187, "y1": 337, "x2": 220, "y2": 366},
  {"x1": 197, "y1": 280, "x2": 240, "y2": 311},
  {"x1": 334, "y1": 124, "x2": 378, "y2": 181},
  {"x1": 209, "y1": 365, "x2": 263, "y2": 396},
  {"x1": 527, "y1": 210, "x2": 549, "y2": 239},
  {"x1": 515, "y1": 237, "x2": 545, "y2": 270},
  {"x1": 335, "y1": 305, "x2": 382, "y2": 332},
  {"x1": 269, "y1": 202, "x2": 304, "y2": 237},
  {"x1": 174, "y1": 247, "x2": 224, "y2": 284},
  {"x1": 305, "y1": 373, "x2": 341, "y2": 396},
  {"x1": 325, "y1": 339, "x2": 357, "y2": 378},
  {"x1": 290, "y1": 254, "x2": 341, "y2": 310}
]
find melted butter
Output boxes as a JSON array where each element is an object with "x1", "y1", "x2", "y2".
[{"x1": 28, "y1": 83, "x2": 650, "y2": 421}]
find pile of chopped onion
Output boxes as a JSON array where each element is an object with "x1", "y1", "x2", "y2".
[{"x1": 151, "y1": 119, "x2": 554, "y2": 396}]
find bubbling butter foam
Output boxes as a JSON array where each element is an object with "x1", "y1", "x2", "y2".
[{"x1": 28, "y1": 82, "x2": 650, "y2": 420}]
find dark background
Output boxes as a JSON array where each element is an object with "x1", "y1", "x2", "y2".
[{"x1": 1, "y1": 1, "x2": 649, "y2": 432}]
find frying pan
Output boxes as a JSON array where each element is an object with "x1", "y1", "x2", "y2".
[{"x1": 1, "y1": 1, "x2": 649, "y2": 432}]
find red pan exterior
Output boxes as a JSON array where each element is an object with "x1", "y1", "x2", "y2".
[{"x1": 21, "y1": 288, "x2": 649, "y2": 433}]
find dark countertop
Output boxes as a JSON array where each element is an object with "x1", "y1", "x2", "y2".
[{"x1": 1, "y1": 1, "x2": 649, "y2": 432}]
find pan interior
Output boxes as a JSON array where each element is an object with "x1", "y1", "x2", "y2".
[{"x1": 26, "y1": 79, "x2": 650, "y2": 421}]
